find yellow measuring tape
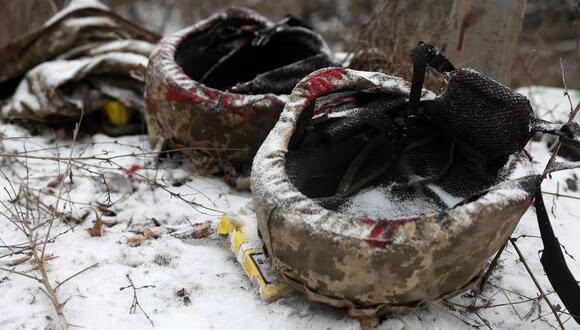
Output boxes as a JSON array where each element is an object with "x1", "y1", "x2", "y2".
[{"x1": 218, "y1": 215, "x2": 293, "y2": 301}]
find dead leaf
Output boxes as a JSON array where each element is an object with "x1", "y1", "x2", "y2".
[
  {"x1": 127, "y1": 235, "x2": 146, "y2": 247},
  {"x1": 172, "y1": 220, "x2": 213, "y2": 239},
  {"x1": 143, "y1": 228, "x2": 155, "y2": 239},
  {"x1": 47, "y1": 174, "x2": 64, "y2": 188},
  {"x1": 192, "y1": 221, "x2": 213, "y2": 238},
  {"x1": 126, "y1": 226, "x2": 165, "y2": 246},
  {"x1": 6, "y1": 255, "x2": 31, "y2": 266},
  {"x1": 89, "y1": 218, "x2": 103, "y2": 237},
  {"x1": 30, "y1": 254, "x2": 57, "y2": 271},
  {"x1": 129, "y1": 226, "x2": 164, "y2": 238},
  {"x1": 176, "y1": 288, "x2": 191, "y2": 305},
  {"x1": 64, "y1": 211, "x2": 89, "y2": 224}
]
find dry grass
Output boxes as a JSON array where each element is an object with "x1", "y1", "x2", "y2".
[
  {"x1": 0, "y1": 118, "x2": 90, "y2": 329},
  {"x1": 0, "y1": 0, "x2": 66, "y2": 50},
  {"x1": 1, "y1": 0, "x2": 578, "y2": 88},
  {"x1": 347, "y1": 0, "x2": 448, "y2": 80},
  {"x1": 0, "y1": 117, "x2": 226, "y2": 328}
]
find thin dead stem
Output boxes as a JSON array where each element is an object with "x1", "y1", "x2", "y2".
[
  {"x1": 120, "y1": 274, "x2": 155, "y2": 327},
  {"x1": 510, "y1": 238, "x2": 565, "y2": 329},
  {"x1": 0, "y1": 115, "x2": 100, "y2": 329}
]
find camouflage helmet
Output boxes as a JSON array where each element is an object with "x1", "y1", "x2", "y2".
[
  {"x1": 145, "y1": 7, "x2": 335, "y2": 184},
  {"x1": 251, "y1": 67, "x2": 540, "y2": 317}
]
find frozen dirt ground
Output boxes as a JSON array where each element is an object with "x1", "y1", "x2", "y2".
[{"x1": 0, "y1": 86, "x2": 579, "y2": 329}]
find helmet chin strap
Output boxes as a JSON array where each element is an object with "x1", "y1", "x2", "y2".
[
  {"x1": 534, "y1": 191, "x2": 580, "y2": 324},
  {"x1": 407, "y1": 42, "x2": 455, "y2": 117},
  {"x1": 532, "y1": 118, "x2": 580, "y2": 150},
  {"x1": 408, "y1": 42, "x2": 580, "y2": 325},
  {"x1": 535, "y1": 118, "x2": 580, "y2": 326}
]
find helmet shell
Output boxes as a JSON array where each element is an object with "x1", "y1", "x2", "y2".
[
  {"x1": 145, "y1": 7, "x2": 331, "y2": 180},
  {"x1": 251, "y1": 67, "x2": 538, "y2": 316}
]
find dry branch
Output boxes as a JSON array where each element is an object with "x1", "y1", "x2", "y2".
[
  {"x1": 120, "y1": 274, "x2": 155, "y2": 327},
  {"x1": 510, "y1": 238, "x2": 565, "y2": 329}
]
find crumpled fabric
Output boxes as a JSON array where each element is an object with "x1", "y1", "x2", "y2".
[{"x1": 0, "y1": 0, "x2": 159, "y2": 125}]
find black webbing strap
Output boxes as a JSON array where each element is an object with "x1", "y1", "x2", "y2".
[
  {"x1": 538, "y1": 121, "x2": 580, "y2": 324},
  {"x1": 531, "y1": 118, "x2": 580, "y2": 137},
  {"x1": 407, "y1": 43, "x2": 580, "y2": 321},
  {"x1": 531, "y1": 118, "x2": 580, "y2": 153},
  {"x1": 534, "y1": 190, "x2": 580, "y2": 324},
  {"x1": 553, "y1": 160, "x2": 580, "y2": 172},
  {"x1": 408, "y1": 42, "x2": 456, "y2": 115}
]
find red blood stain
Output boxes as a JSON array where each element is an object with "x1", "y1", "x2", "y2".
[
  {"x1": 125, "y1": 164, "x2": 143, "y2": 181},
  {"x1": 166, "y1": 85, "x2": 214, "y2": 106},
  {"x1": 165, "y1": 81, "x2": 283, "y2": 128},
  {"x1": 165, "y1": 83, "x2": 243, "y2": 111},
  {"x1": 306, "y1": 67, "x2": 347, "y2": 101},
  {"x1": 219, "y1": 92, "x2": 248, "y2": 113},
  {"x1": 366, "y1": 217, "x2": 418, "y2": 248},
  {"x1": 357, "y1": 217, "x2": 377, "y2": 226}
]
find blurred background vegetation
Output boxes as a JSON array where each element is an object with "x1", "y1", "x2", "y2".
[{"x1": 1, "y1": 0, "x2": 578, "y2": 88}]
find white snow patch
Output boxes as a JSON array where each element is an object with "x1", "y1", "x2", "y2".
[
  {"x1": 425, "y1": 183, "x2": 464, "y2": 208},
  {"x1": 340, "y1": 184, "x2": 443, "y2": 219},
  {"x1": 1, "y1": 86, "x2": 580, "y2": 329}
]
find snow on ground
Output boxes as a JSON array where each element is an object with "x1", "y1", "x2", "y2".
[{"x1": 0, "y1": 87, "x2": 579, "y2": 329}]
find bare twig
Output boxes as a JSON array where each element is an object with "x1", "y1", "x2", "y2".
[
  {"x1": 471, "y1": 241, "x2": 508, "y2": 307},
  {"x1": 543, "y1": 61, "x2": 580, "y2": 177},
  {"x1": 41, "y1": 116, "x2": 82, "y2": 262},
  {"x1": 120, "y1": 274, "x2": 155, "y2": 327},
  {"x1": 54, "y1": 263, "x2": 99, "y2": 291},
  {"x1": 559, "y1": 59, "x2": 574, "y2": 113},
  {"x1": 0, "y1": 266, "x2": 42, "y2": 283},
  {"x1": 0, "y1": 115, "x2": 91, "y2": 330},
  {"x1": 500, "y1": 288, "x2": 522, "y2": 320},
  {"x1": 473, "y1": 310, "x2": 493, "y2": 330},
  {"x1": 543, "y1": 190, "x2": 580, "y2": 201},
  {"x1": 509, "y1": 238, "x2": 564, "y2": 329},
  {"x1": 0, "y1": 145, "x2": 225, "y2": 216}
]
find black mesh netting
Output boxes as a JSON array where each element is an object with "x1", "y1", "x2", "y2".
[
  {"x1": 286, "y1": 68, "x2": 534, "y2": 214},
  {"x1": 430, "y1": 69, "x2": 533, "y2": 161}
]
